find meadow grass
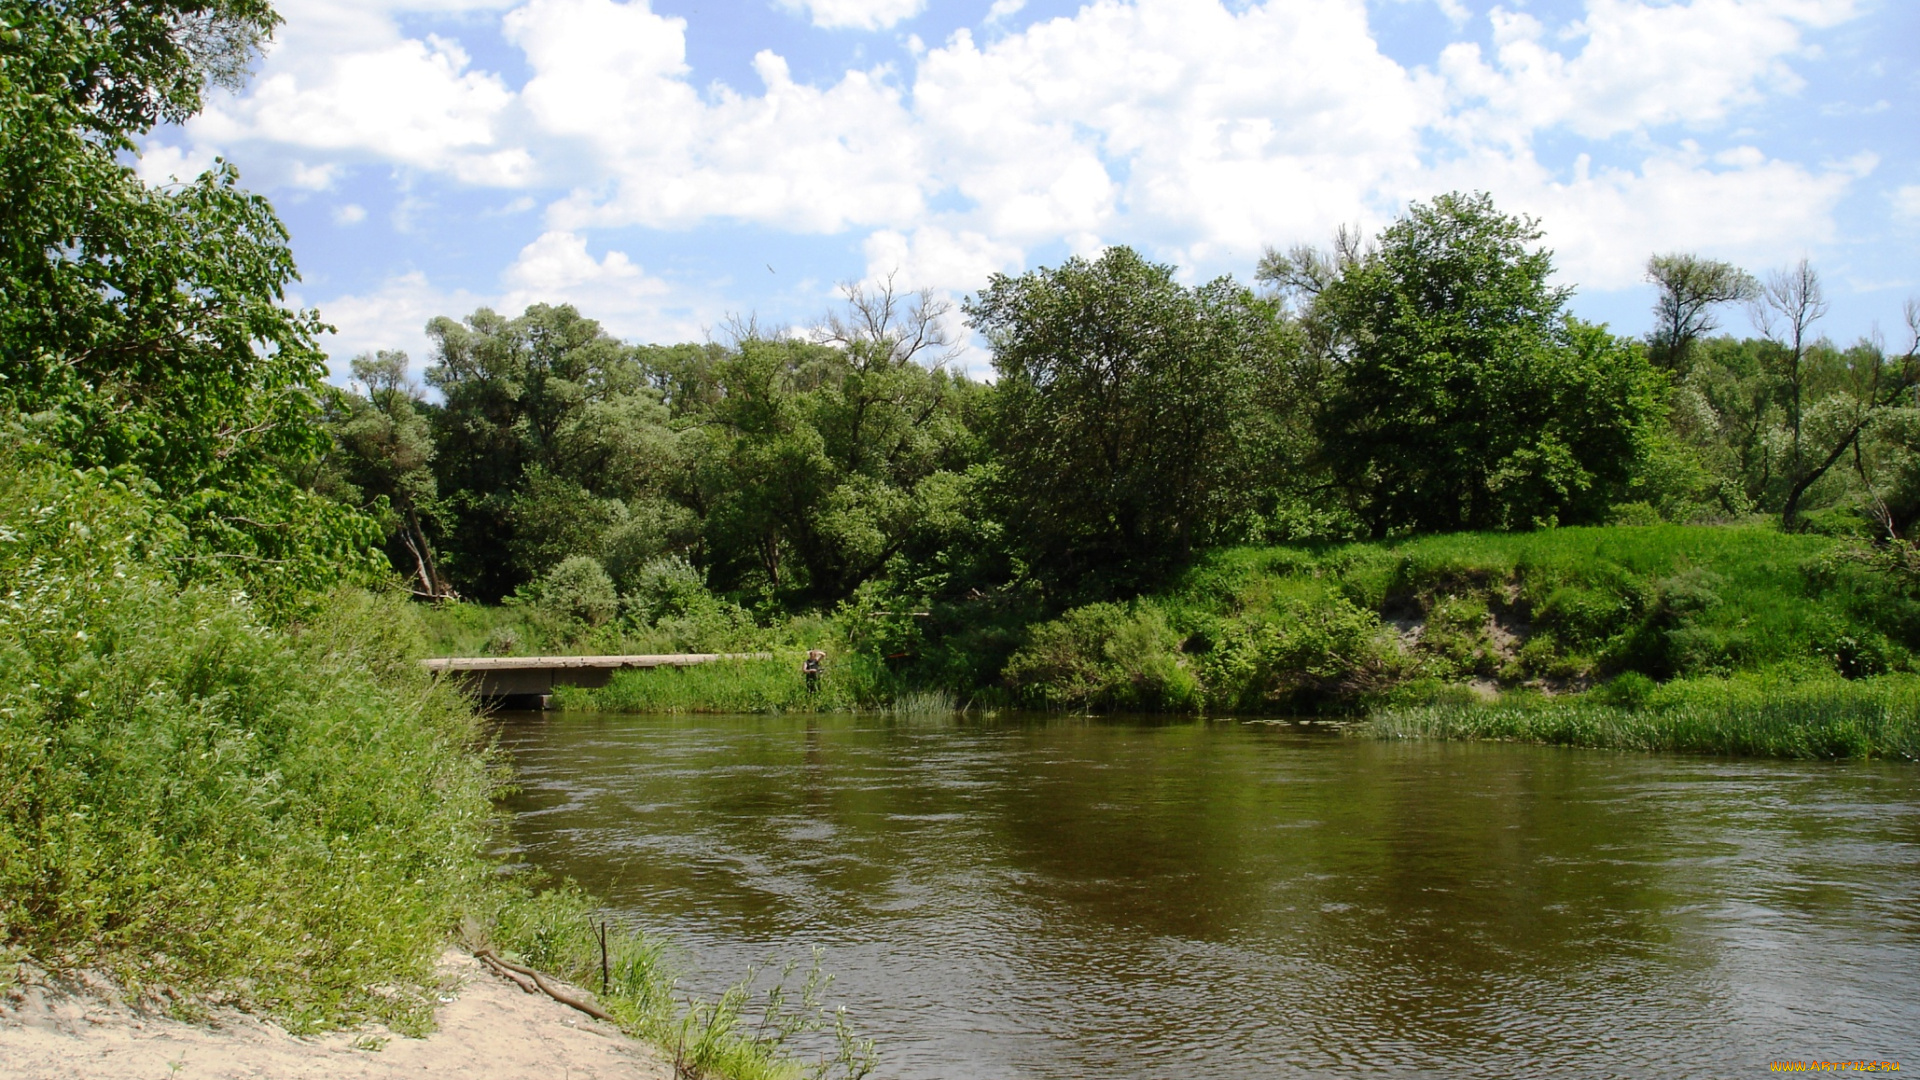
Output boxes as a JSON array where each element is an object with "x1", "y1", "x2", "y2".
[{"x1": 1362, "y1": 674, "x2": 1920, "y2": 760}]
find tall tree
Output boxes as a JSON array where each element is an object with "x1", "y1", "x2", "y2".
[
  {"x1": 1645, "y1": 253, "x2": 1758, "y2": 374},
  {"x1": 1307, "y1": 192, "x2": 1659, "y2": 536},
  {"x1": 423, "y1": 303, "x2": 651, "y2": 598},
  {"x1": 966, "y1": 247, "x2": 1288, "y2": 592},
  {"x1": 317, "y1": 351, "x2": 452, "y2": 598},
  {"x1": 0, "y1": 0, "x2": 380, "y2": 605}
]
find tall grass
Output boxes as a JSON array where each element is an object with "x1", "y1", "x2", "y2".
[
  {"x1": 1363, "y1": 674, "x2": 1920, "y2": 760},
  {"x1": 0, "y1": 449, "x2": 872, "y2": 1077},
  {"x1": 555, "y1": 655, "x2": 887, "y2": 714}
]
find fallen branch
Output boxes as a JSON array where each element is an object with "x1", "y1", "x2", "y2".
[
  {"x1": 476, "y1": 951, "x2": 536, "y2": 995},
  {"x1": 475, "y1": 949, "x2": 614, "y2": 1022}
]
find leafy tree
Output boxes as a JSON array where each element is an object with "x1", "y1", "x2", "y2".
[
  {"x1": 680, "y1": 285, "x2": 983, "y2": 605},
  {"x1": 1645, "y1": 253, "x2": 1758, "y2": 375},
  {"x1": 315, "y1": 351, "x2": 453, "y2": 597},
  {"x1": 423, "y1": 303, "x2": 656, "y2": 598},
  {"x1": 1305, "y1": 192, "x2": 1659, "y2": 536},
  {"x1": 966, "y1": 247, "x2": 1290, "y2": 593},
  {"x1": 0, "y1": 0, "x2": 380, "y2": 607}
]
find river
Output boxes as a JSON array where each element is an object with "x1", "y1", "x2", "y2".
[{"x1": 496, "y1": 712, "x2": 1920, "y2": 1077}]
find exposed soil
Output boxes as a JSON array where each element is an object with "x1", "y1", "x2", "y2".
[{"x1": 0, "y1": 950, "x2": 671, "y2": 1080}]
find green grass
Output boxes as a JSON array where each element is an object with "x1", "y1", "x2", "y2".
[
  {"x1": 556, "y1": 655, "x2": 887, "y2": 714},
  {"x1": 1361, "y1": 673, "x2": 1920, "y2": 760}
]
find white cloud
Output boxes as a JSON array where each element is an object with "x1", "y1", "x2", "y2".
[
  {"x1": 1438, "y1": 0, "x2": 1858, "y2": 144},
  {"x1": 308, "y1": 270, "x2": 482, "y2": 382},
  {"x1": 1895, "y1": 186, "x2": 1920, "y2": 223},
  {"x1": 136, "y1": 142, "x2": 221, "y2": 186},
  {"x1": 912, "y1": 0, "x2": 1438, "y2": 252},
  {"x1": 333, "y1": 203, "x2": 368, "y2": 225},
  {"x1": 511, "y1": 0, "x2": 925, "y2": 233},
  {"x1": 497, "y1": 230, "x2": 702, "y2": 345},
  {"x1": 194, "y1": 7, "x2": 525, "y2": 183},
  {"x1": 1411, "y1": 143, "x2": 1867, "y2": 290},
  {"x1": 984, "y1": 0, "x2": 1026, "y2": 23},
  {"x1": 779, "y1": 0, "x2": 925, "y2": 31},
  {"x1": 862, "y1": 226, "x2": 1024, "y2": 292}
]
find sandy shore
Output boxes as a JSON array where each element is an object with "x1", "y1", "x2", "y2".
[{"x1": 0, "y1": 950, "x2": 673, "y2": 1080}]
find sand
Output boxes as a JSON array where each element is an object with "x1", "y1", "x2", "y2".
[{"x1": 0, "y1": 950, "x2": 674, "y2": 1080}]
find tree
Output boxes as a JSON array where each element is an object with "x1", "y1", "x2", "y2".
[
  {"x1": 966, "y1": 247, "x2": 1289, "y2": 592},
  {"x1": 1645, "y1": 253, "x2": 1757, "y2": 374},
  {"x1": 423, "y1": 303, "x2": 654, "y2": 598},
  {"x1": 317, "y1": 351, "x2": 452, "y2": 597},
  {"x1": 679, "y1": 285, "x2": 983, "y2": 605},
  {"x1": 1307, "y1": 192, "x2": 1659, "y2": 536},
  {"x1": 0, "y1": 0, "x2": 381, "y2": 607}
]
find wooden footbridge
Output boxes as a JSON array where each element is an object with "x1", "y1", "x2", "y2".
[{"x1": 423, "y1": 653, "x2": 768, "y2": 709}]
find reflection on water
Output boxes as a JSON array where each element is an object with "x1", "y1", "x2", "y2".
[{"x1": 496, "y1": 713, "x2": 1920, "y2": 1078}]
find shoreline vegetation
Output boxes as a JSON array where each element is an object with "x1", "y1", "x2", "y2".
[
  {"x1": 0, "y1": 448, "x2": 873, "y2": 1078},
  {"x1": 532, "y1": 524, "x2": 1920, "y2": 762}
]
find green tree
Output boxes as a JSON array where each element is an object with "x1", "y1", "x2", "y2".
[
  {"x1": 1644, "y1": 253, "x2": 1758, "y2": 375},
  {"x1": 0, "y1": 0, "x2": 380, "y2": 607},
  {"x1": 680, "y1": 285, "x2": 983, "y2": 605},
  {"x1": 316, "y1": 351, "x2": 451, "y2": 597},
  {"x1": 423, "y1": 303, "x2": 655, "y2": 598},
  {"x1": 1306, "y1": 192, "x2": 1659, "y2": 536},
  {"x1": 966, "y1": 247, "x2": 1290, "y2": 593}
]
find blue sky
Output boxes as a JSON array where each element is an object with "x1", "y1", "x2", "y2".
[{"x1": 138, "y1": 0, "x2": 1920, "y2": 380}]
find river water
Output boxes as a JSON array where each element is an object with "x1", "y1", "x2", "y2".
[{"x1": 496, "y1": 712, "x2": 1920, "y2": 1077}]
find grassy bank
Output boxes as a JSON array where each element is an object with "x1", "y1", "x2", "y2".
[
  {"x1": 0, "y1": 448, "x2": 869, "y2": 1076},
  {"x1": 425, "y1": 522, "x2": 1920, "y2": 759},
  {"x1": 1361, "y1": 674, "x2": 1920, "y2": 760}
]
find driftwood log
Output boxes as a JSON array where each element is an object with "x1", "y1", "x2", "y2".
[{"x1": 475, "y1": 949, "x2": 614, "y2": 1022}]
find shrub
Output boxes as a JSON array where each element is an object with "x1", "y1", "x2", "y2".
[
  {"x1": 1198, "y1": 595, "x2": 1402, "y2": 713},
  {"x1": 0, "y1": 455, "x2": 501, "y2": 1031},
  {"x1": 530, "y1": 555, "x2": 620, "y2": 627},
  {"x1": 1002, "y1": 603, "x2": 1198, "y2": 711}
]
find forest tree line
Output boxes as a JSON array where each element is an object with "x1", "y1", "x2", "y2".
[{"x1": 318, "y1": 193, "x2": 1920, "y2": 634}]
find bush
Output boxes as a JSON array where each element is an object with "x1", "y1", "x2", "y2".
[
  {"x1": 1197, "y1": 595, "x2": 1402, "y2": 713},
  {"x1": 1001, "y1": 603, "x2": 1198, "y2": 711},
  {"x1": 622, "y1": 555, "x2": 710, "y2": 624},
  {"x1": 529, "y1": 555, "x2": 620, "y2": 628},
  {"x1": 0, "y1": 455, "x2": 501, "y2": 1031}
]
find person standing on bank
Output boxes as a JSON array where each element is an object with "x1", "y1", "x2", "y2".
[{"x1": 803, "y1": 648, "x2": 826, "y2": 694}]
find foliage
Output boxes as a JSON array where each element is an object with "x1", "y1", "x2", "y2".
[
  {"x1": 1302, "y1": 192, "x2": 1661, "y2": 536},
  {"x1": 0, "y1": 450, "x2": 499, "y2": 1031},
  {"x1": 1365, "y1": 673, "x2": 1920, "y2": 760},
  {"x1": 1001, "y1": 602, "x2": 1199, "y2": 711},
  {"x1": 521, "y1": 554, "x2": 620, "y2": 628},
  {"x1": 1, "y1": 0, "x2": 381, "y2": 610},
  {"x1": 559, "y1": 656, "x2": 887, "y2": 714},
  {"x1": 967, "y1": 247, "x2": 1295, "y2": 592}
]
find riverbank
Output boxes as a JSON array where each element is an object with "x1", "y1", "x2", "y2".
[
  {"x1": 0, "y1": 450, "x2": 865, "y2": 1079},
  {"x1": 1359, "y1": 672, "x2": 1920, "y2": 760},
  {"x1": 542, "y1": 524, "x2": 1920, "y2": 759},
  {"x1": 0, "y1": 949, "x2": 668, "y2": 1080}
]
